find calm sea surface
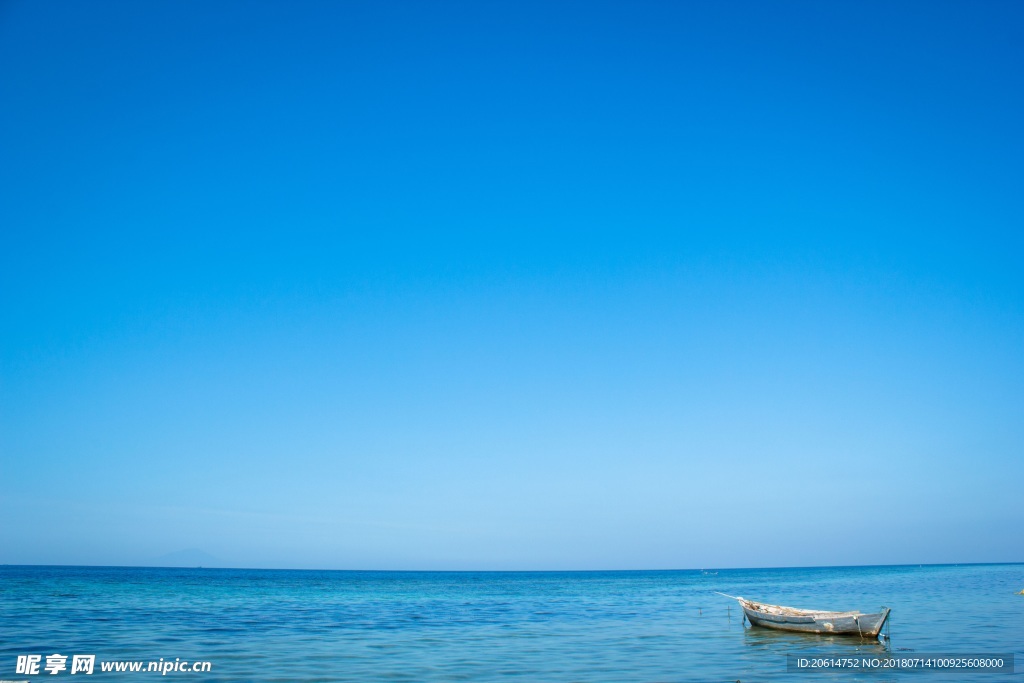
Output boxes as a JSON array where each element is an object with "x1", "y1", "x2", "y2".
[{"x1": 2, "y1": 564, "x2": 1021, "y2": 682}]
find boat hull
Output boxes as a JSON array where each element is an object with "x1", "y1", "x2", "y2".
[{"x1": 741, "y1": 604, "x2": 890, "y2": 637}]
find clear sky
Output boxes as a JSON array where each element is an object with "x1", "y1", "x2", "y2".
[{"x1": 1, "y1": 0, "x2": 1022, "y2": 570}]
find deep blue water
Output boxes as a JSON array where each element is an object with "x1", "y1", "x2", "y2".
[{"x1": 2, "y1": 564, "x2": 1021, "y2": 681}]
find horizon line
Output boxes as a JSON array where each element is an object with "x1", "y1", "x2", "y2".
[{"x1": 3, "y1": 560, "x2": 1021, "y2": 573}]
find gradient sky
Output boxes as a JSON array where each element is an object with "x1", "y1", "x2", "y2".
[{"x1": 1, "y1": 0, "x2": 1022, "y2": 570}]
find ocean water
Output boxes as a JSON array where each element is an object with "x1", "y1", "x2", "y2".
[{"x1": 2, "y1": 564, "x2": 1021, "y2": 682}]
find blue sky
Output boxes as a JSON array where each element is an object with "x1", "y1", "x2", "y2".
[{"x1": 1, "y1": 0, "x2": 1022, "y2": 569}]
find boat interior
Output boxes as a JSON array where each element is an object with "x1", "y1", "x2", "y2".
[{"x1": 739, "y1": 598, "x2": 862, "y2": 618}]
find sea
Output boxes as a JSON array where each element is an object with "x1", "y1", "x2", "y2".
[{"x1": 2, "y1": 563, "x2": 1021, "y2": 682}]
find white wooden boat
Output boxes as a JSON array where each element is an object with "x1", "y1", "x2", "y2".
[{"x1": 716, "y1": 593, "x2": 890, "y2": 637}]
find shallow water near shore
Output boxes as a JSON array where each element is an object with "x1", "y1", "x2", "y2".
[{"x1": 2, "y1": 563, "x2": 1021, "y2": 681}]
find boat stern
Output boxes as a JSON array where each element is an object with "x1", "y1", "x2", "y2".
[{"x1": 861, "y1": 607, "x2": 891, "y2": 637}]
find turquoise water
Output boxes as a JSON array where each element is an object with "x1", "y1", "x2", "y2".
[{"x1": 2, "y1": 564, "x2": 1021, "y2": 681}]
